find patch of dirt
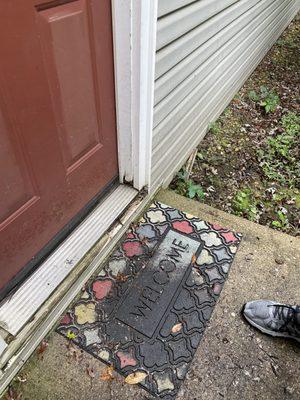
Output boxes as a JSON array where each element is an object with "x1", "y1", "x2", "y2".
[{"x1": 171, "y1": 19, "x2": 300, "y2": 236}]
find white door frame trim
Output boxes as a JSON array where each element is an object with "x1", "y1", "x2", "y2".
[{"x1": 111, "y1": 0, "x2": 158, "y2": 191}]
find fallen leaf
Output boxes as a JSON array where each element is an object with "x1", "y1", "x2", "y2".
[
  {"x1": 139, "y1": 235, "x2": 149, "y2": 245},
  {"x1": 66, "y1": 342, "x2": 83, "y2": 363},
  {"x1": 116, "y1": 273, "x2": 129, "y2": 283},
  {"x1": 100, "y1": 366, "x2": 115, "y2": 382},
  {"x1": 37, "y1": 339, "x2": 48, "y2": 357},
  {"x1": 5, "y1": 387, "x2": 22, "y2": 400},
  {"x1": 86, "y1": 365, "x2": 95, "y2": 379},
  {"x1": 171, "y1": 323, "x2": 183, "y2": 333},
  {"x1": 130, "y1": 223, "x2": 138, "y2": 231},
  {"x1": 66, "y1": 330, "x2": 77, "y2": 340},
  {"x1": 125, "y1": 371, "x2": 147, "y2": 385},
  {"x1": 191, "y1": 254, "x2": 197, "y2": 264}
]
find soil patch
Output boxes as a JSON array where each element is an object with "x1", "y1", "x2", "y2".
[{"x1": 171, "y1": 20, "x2": 300, "y2": 236}]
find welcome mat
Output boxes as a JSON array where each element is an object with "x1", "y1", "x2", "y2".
[{"x1": 57, "y1": 202, "x2": 241, "y2": 399}]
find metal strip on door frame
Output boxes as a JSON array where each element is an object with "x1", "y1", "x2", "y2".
[{"x1": 0, "y1": 177, "x2": 118, "y2": 302}]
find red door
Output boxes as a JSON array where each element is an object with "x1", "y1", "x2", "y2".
[{"x1": 0, "y1": 0, "x2": 118, "y2": 294}]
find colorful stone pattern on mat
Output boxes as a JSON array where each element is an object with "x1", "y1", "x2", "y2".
[{"x1": 57, "y1": 202, "x2": 242, "y2": 399}]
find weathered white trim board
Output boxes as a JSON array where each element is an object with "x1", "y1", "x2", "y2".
[
  {"x1": 112, "y1": 0, "x2": 157, "y2": 190},
  {"x1": 0, "y1": 185, "x2": 137, "y2": 336},
  {"x1": 111, "y1": 1, "x2": 132, "y2": 183}
]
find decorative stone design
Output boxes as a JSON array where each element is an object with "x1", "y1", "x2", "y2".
[
  {"x1": 154, "y1": 370, "x2": 175, "y2": 393},
  {"x1": 92, "y1": 280, "x2": 112, "y2": 300},
  {"x1": 183, "y1": 310, "x2": 203, "y2": 333},
  {"x1": 186, "y1": 269, "x2": 205, "y2": 286},
  {"x1": 196, "y1": 249, "x2": 214, "y2": 266},
  {"x1": 57, "y1": 201, "x2": 241, "y2": 399},
  {"x1": 136, "y1": 224, "x2": 157, "y2": 239},
  {"x1": 74, "y1": 303, "x2": 96, "y2": 325},
  {"x1": 97, "y1": 269, "x2": 107, "y2": 277},
  {"x1": 98, "y1": 349, "x2": 110, "y2": 361},
  {"x1": 200, "y1": 232, "x2": 222, "y2": 247},
  {"x1": 204, "y1": 266, "x2": 224, "y2": 282},
  {"x1": 193, "y1": 286, "x2": 214, "y2": 308},
  {"x1": 84, "y1": 328, "x2": 100, "y2": 347},
  {"x1": 167, "y1": 337, "x2": 191, "y2": 363},
  {"x1": 107, "y1": 259, "x2": 127, "y2": 277},
  {"x1": 212, "y1": 282, "x2": 222, "y2": 295},
  {"x1": 193, "y1": 220, "x2": 209, "y2": 231},
  {"x1": 81, "y1": 291, "x2": 90, "y2": 299},
  {"x1": 166, "y1": 209, "x2": 182, "y2": 220},
  {"x1": 140, "y1": 341, "x2": 168, "y2": 368},
  {"x1": 212, "y1": 247, "x2": 232, "y2": 262},
  {"x1": 221, "y1": 232, "x2": 239, "y2": 243},
  {"x1": 60, "y1": 313, "x2": 71, "y2": 325},
  {"x1": 221, "y1": 262, "x2": 230, "y2": 273},
  {"x1": 172, "y1": 220, "x2": 193, "y2": 234},
  {"x1": 176, "y1": 363, "x2": 188, "y2": 380},
  {"x1": 122, "y1": 241, "x2": 144, "y2": 257},
  {"x1": 230, "y1": 245, "x2": 237, "y2": 254},
  {"x1": 116, "y1": 349, "x2": 137, "y2": 368},
  {"x1": 146, "y1": 209, "x2": 166, "y2": 223}
]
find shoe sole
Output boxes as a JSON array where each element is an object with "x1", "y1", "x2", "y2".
[{"x1": 242, "y1": 306, "x2": 300, "y2": 344}]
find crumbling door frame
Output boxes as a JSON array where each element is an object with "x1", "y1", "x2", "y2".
[{"x1": 112, "y1": 0, "x2": 158, "y2": 191}]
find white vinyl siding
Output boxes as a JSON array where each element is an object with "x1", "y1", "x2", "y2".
[{"x1": 151, "y1": 0, "x2": 299, "y2": 188}]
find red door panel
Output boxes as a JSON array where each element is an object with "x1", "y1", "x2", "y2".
[
  {"x1": 0, "y1": 107, "x2": 39, "y2": 225},
  {"x1": 0, "y1": 0, "x2": 118, "y2": 292}
]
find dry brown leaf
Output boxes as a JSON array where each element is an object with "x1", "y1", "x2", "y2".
[
  {"x1": 5, "y1": 387, "x2": 22, "y2": 400},
  {"x1": 171, "y1": 323, "x2": 183, "y2": 333},
  {"x1": 66, "y1": 342, "x2": 83, "y2": 363},
  {"x1": 130, "y1": 222, "x2": 138, "y2": 231},
  {"x1": 191, "y1": 254, "x2": 197, "y2": 264},
  {"x1": 139, "y1": 235, "x2": 149, "y2": 245},
  {"x1": 37, "y1": 339, "x2": 48, "y2": 358},
  {"x1": 100, "y1": 366, "x2": 115, "y2": 382},
  {"x1": 125, "y1": 371, "x2": 147, "y2": 385},
  {"x1": 86, "y1": 365, "x2": 95, "y2": 379},
  {"x1": 116, "y1": 273, "x2": 129, "y2": 283}
]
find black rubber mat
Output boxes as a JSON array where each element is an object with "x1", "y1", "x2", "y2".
[{"x1": 57, "y1": 201, "x2": 242, "y2": 399}]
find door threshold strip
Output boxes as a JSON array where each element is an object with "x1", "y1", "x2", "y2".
[{"x1": 0, "y1": 185, "x2": 137, "y2": 337}]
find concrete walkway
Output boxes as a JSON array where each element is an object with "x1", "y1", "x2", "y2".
[{"x1": 5, "y1": 190, "x2": 300, "y2": 399}]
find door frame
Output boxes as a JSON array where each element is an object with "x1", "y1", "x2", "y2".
[{"x1": 111, "y1": 0, "x2": 158, "y2": 191}]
